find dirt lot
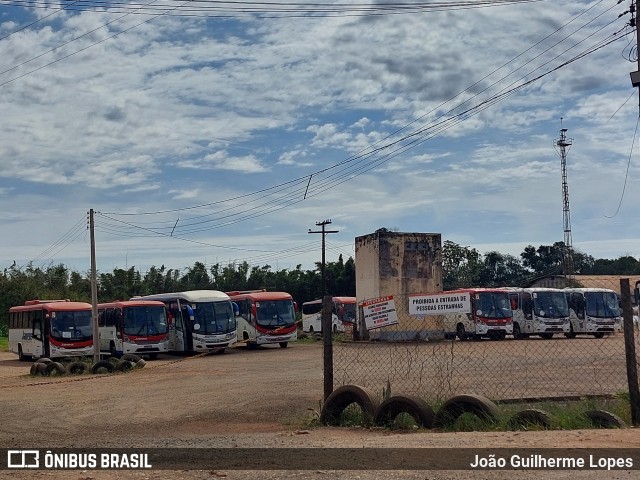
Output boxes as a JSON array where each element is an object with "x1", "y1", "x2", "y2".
[{"x1": 0, "y1": 343, "x2": 638, "y2": 480}]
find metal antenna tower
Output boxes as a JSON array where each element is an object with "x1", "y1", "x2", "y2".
[{"x1": 554, "y1": 119, "x2": 574, "y2": 277}]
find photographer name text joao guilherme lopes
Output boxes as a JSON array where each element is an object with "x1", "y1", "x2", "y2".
[{"x1": 470, "y1": 453, "x2": 633, "y2": 470}]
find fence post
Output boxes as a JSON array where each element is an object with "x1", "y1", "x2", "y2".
[
  {"x1": 620, "y1": 278, "x2": 640, "y2": 426},
  {"x1": 322, "y1": 295, "x2": 333, "y2": 401}
]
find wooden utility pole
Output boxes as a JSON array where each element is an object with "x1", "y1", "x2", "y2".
[
  {"x1": 308, "y1": 219, "x2": 339, "y2": 298},
  {"x1": 89, "y1": 209, "x2": 99, "y2": 363},
  {"x1": 308, "y1": 220, "x2": 338, "y2": 400}
]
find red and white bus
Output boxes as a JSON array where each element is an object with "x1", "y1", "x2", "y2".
[
  {"x1": 413, "y1": 288, "x2": 513, "y2": 340},
  {"x1": 98, "y1": 300, "x2": 169, "y2": 358},
  {"x1": 8, "y1": 299, "x2": 94, "y2": 360},
  {"x1": 226, "y1": 290, "x2": 298, "y2": 348},
  {"x1": 301, "y1": 296, "x2": 357, "y2": 334}
]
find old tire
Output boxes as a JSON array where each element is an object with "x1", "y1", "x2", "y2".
[
  {"x1": 320, "y1": 385, "x2": 379, "y2": 426},
  {"x1": 121, "y1": 354, "x2": 142, "y2": 363},
  {"x1": 115, "y1": 360, "x2": 135, "y2": 372},
  {"x1": 91, "y1": 360, "x2": 115, "y2": 374},
  {"x1": 507, "y1": 408, "x2": 551, "y2": 430},
  {"x1": 66, "y1": 361, "x2": 89, "y2": 375},
  {"x1": 44, "y1": 362, "x2": 66, "y2": 376},
  {"x1": 433, "y1": 394, "x2": 500, "y2": 428},
  {"x1": 585, "y1": 410, "x2": 626, "y2": 429},
  {"x1": 34, "y1": 358, "x2": 52, "y2": 365},
  {"x1": 30, "y1": 363, "x2": 46, "y2": 376},
  {"x1": 374, "y1": 395, "x2": 435, "y2": 429}
]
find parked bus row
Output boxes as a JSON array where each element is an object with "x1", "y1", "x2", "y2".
[
  {"x1": 436, "y1": 287, "x2": 622, "y2": 341},
  {"x1": 7, "y1": 289, "x2": 312, "y2": 361}
]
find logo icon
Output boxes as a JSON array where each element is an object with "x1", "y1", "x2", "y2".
[{"x1": 7, "y1": 450, "x2": 39, "y2": 468}]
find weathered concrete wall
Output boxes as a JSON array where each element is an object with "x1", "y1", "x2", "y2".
[{"x1": 355, "y1": 231, "x2": 443, "y2": 340}]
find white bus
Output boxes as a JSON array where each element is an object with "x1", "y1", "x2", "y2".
[
  {"x1": 301, "y1": 296, "x2": 356, "y2": 334},
  {"x1": 9, "y1": 299, "x2": 94, "y2": 360},
  {"x1": 564, "y1": 288, "x2": 622, "y2": 338},
  {"x1": 98, "y1": 300, "x2": 169, "y2": 358},
  {"x1": 507, "y1": 287, "x2": 570, "y2": 339},
  {"x1": 226, "y1": 290, "x2": 297, "y2": 348},
  {"x1": 132, "y1": 290, "x2": 237, "y2": 354},
  {"x1": 434, "y1": 288, "x2": 513, "y2": 340}
]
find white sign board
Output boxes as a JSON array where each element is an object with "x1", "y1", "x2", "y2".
[
  {"x1": 409, "y1": 292, "x2": 471, "y2": 316},
  {"x1": 362, "y1": 296, "x2": 398, "y2": 330}
]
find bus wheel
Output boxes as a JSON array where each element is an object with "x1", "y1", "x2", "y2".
[
  {"x1": 279, "y1": 342, "x2": 288, "y2": 349},
  {"x1": 456, "y1": 324, "x2": 467, "y2": 341},
  {"x1": 109, "y1": 342, "x2": 120, "y2": 359},
  {"x1": 320, "y1": 385, "x2": 379, "y2": 426},
  {"x1": 593, "y1": 332, "x2": 605, "y2": 339},
  {"x1": 66, "y1": 361, "x2": 89, "y2": 375},
  {"x1": 513, "y1": 324, "x2": 524, "y2": 340},
  {"x1": 18, "y1": 345, "x2": 29, "y2": 362},
  {"x1": 44, "y1": 362, "x2": 66, "y2": 377},
  {"x1": 433, "y1": 394, "x2": 500, "y2": 428},
  {"x1": 565, "y1": 325, "x2": 577, "y2": 339},
  {"x1": 374, "y1": 395, "x2": 435, "y2": 429},
  {"x1": 91, "y1": 360, "x2": 115, "y2": 374}
]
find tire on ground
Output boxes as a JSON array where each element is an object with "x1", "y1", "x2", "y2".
[
  {"x1": 374, "y1": 395, "x2": 435, "y2": 429},
  {"x1": 91, "y1": 360, "x2": 115, "y2": 374},
  {"x1": 121, "y1": 354, "x2": 142, "y2": 363},
  {"x1": 134, "y1": 359, "x2": 146, "y2": 369},
  {"x1": 115, "y1": 360, "x2": 136, "y2": 372},
  {"x1": 433, "y1": 394, "x2": 500, "y2": 428},
  {"x1": 319, "y1": 384, "x2": 379, "y2": 426},
  {"x1": 34, "y1": 358, "x2": 53, "y2": 365},
  {"x1": 30, "y1": 363, "x2": 46, "y2": 376},
  {"x1": 66, "y1": 361, "x2": 89, "y2": 375},
  {"x1": 44, "y1": 362, "x2": 66, "y2": 376},
  {"x1": 507, "y1": 408, "x2": 551, "y2": 430},
  {"x1": 584, "y1": 409, "x2": 626, "y2": 428}
]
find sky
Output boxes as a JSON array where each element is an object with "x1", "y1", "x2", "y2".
[{"x1": 1, "y1": 0, "x2": 640, "y2": 277}]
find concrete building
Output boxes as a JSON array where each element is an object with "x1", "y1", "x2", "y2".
[{"x1": 355, "y1": 230, "x2": 442, "y2": 340}]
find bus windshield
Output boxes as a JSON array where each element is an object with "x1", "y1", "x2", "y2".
[
  {"x1": 533, "y1": 292, "x2": 569, "y2": 318},
  {"x1": 123, "y1": 306, "x2": 168, "y2": 336},
  {"x1": 336, "y1": 302, "x2": 356, "y2": 323},
  {"x1": 476, "y1": 292, "x2": 512, "y2": 319},
  {"x1": 192, "y1": 301, "x2": 236, "y2": 334},
  {"x1": 255, "y1": 300, "x2": 296, "y2": 328},
  {"x1": 585, "y1": 291, "x2": 620, "y2": 318},
  {"x1": 50, "y1": 310, "x2": 92, "y2": 341}
]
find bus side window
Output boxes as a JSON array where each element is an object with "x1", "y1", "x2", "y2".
[
  {"x1": 509, "y1": 295, "x2": 518, "y2": 311},
  {"x1": 33, "y1": 315, "x2": 42, "y2": 340}
]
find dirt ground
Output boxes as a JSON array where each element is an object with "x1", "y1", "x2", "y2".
[{"x1": 0, "y1": 343, "x2": 638, "y2": 480}]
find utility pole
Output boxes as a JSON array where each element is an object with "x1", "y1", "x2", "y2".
[
  {"x1": 630, "y1": 0, "x2": 640, "y2": 108},
  {"x1": 309, "y1": 219, "x2": 339, "y2": 401},
  {"x1": 554, "y1": 120, "x2": 574, "y2": 278},
  {"x1": 308, "y1": 219, "x2": 339, "y2": 298},
  {"x1": 89, "y1": 209, "x2": 99, "y2": 363}
]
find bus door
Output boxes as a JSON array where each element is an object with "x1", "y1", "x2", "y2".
[
  {"x1": 180, "y1": 304, "x2": 194, "y2": 352},
  {"x1": 32, "y1": 311, "x2": 49, "y2": 358}
]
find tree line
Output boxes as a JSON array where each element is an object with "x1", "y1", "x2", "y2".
[{"x1": 2, "y1": 240, "x2": 640, "y2": 324}]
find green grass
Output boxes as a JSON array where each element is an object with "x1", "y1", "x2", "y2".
[{"x1": 0, "y1": 336, "x2": 8, "y2": 352}]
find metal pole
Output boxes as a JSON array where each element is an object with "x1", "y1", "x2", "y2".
[
  {"x1": 89, "y1": 209, "x2": 100, "y2": 363},
  {"x1": 322, "y1": 295, "x2": 333, "y2": 400},
  {"x1": 620, "y1": 278, "x2": 640, "y2": 426}
]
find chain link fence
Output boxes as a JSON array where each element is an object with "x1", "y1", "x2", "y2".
[{"x1": 332, "y1": 279, "x2": 640, "y2": 408}]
